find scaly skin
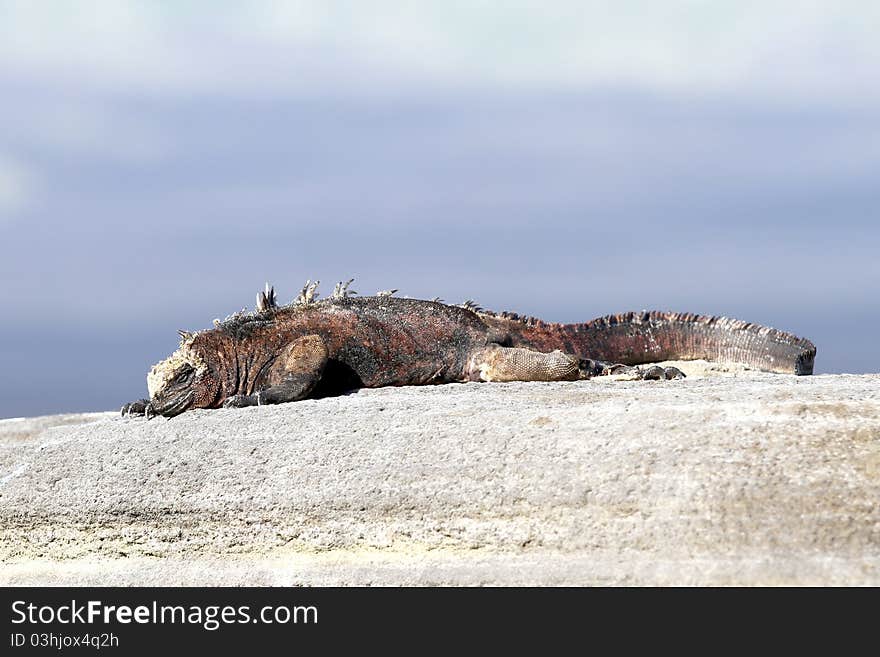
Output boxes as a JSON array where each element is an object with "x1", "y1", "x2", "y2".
[{"x1": 122, "y1": 284, "x2": 816, "y2": 418}]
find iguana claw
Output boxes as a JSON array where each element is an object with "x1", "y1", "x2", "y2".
[
  {"x1": 605, "y1": 364, "x2": 686, "y2": 380},
  {"x1": 120, "y1": 399, "x2": 150, "y2": 416}
]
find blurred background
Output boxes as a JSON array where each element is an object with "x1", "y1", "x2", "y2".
[{"x1": 1, "y1": 1, "x2": 878, "y2": 417}]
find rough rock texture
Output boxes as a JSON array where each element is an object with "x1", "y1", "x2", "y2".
[{"x1": 1, "y1": 363, "x2": 878, "y2": 585}]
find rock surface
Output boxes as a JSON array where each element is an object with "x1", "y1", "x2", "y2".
[{"x1": 2, "y1": 363, "x2": 879, "y2": 585}]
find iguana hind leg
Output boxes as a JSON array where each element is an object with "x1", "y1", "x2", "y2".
[
  {"x1": 466, "y1": 345, "x2": 685, "y2": 383},
  {"x1": 223, "y1": 335, "x2": 328, "y2": 408},
  {"x1": 466, "y1": 345, "x2": 586, "y2": 382}
]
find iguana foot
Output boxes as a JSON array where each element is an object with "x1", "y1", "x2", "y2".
[
  {"x1": 606, "y1": 364, "x2": 686, "y2": 380},
  {"x1": 121, "y1": 399, "x2": 150, "y2": 416},
  {"x1": 222, "y1": 394, "x2": 261, "y2": 408},
  {"x1": 577, "y1": 358, "x2": 610, "y2": 379}
]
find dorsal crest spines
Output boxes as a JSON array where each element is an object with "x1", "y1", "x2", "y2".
[
  {"x1": 256, "y1": 282, "x2": 278, "y2": 313},
  {"x1": 295, "y1": 280, "x2": 320, "y2": 305},
  {"x1": 177, "y1": 329, "x2": 196, "y2": 347},
  {"x1": 332, "y1": 279, "x2": 358, "y2": 299}
]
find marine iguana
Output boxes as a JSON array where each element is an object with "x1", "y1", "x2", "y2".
[{"x1": 122, "y1": 280, "x2": 816, "y2": 418}]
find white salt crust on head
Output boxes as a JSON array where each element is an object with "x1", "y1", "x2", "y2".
[{"x1": 146, "y1": 343, "x2": 205, "y2": 398}]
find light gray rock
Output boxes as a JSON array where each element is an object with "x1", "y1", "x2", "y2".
[{"x1": 2, "y1": 366, "x2": 879, "y2": 585}]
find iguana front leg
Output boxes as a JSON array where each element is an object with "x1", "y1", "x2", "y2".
[
  {"x1": 466, "y1": 345, "x2": 684, "y2": 382},
  {"x1": 224, "y1": 334, "x2": 328, "y2": 408},
  {"x1": 121, "y1": 399, "x2": 150, "y2": 416}
]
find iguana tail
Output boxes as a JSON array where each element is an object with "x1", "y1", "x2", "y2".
[{"x1": 483, "y1": 311, "x2": 816, "y2": 375}]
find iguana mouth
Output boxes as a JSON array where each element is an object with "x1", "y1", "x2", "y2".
[
  {"x1": 146, "y1": 390, "x2": 194, "y2": 419},
  {"x1": 146, "y1": 360, "x2": 197, "y2": 418}
]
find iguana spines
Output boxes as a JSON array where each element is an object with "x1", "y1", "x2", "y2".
[{"x1": 255, "y1": 282, "x2": 277, "y2": 313}]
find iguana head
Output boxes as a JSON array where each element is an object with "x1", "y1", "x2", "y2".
[{"x1": 146, "y1": 333, "x2": 213, "y2": 417}]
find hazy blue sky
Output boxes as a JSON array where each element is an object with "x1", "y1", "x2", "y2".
[{"x1": 1, "y1": 1, "x2": 878, "y2": 417}]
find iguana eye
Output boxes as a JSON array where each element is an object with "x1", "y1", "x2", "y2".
[{"x1": 170, "y1": 366, "x2": 195, "y2": 385}]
